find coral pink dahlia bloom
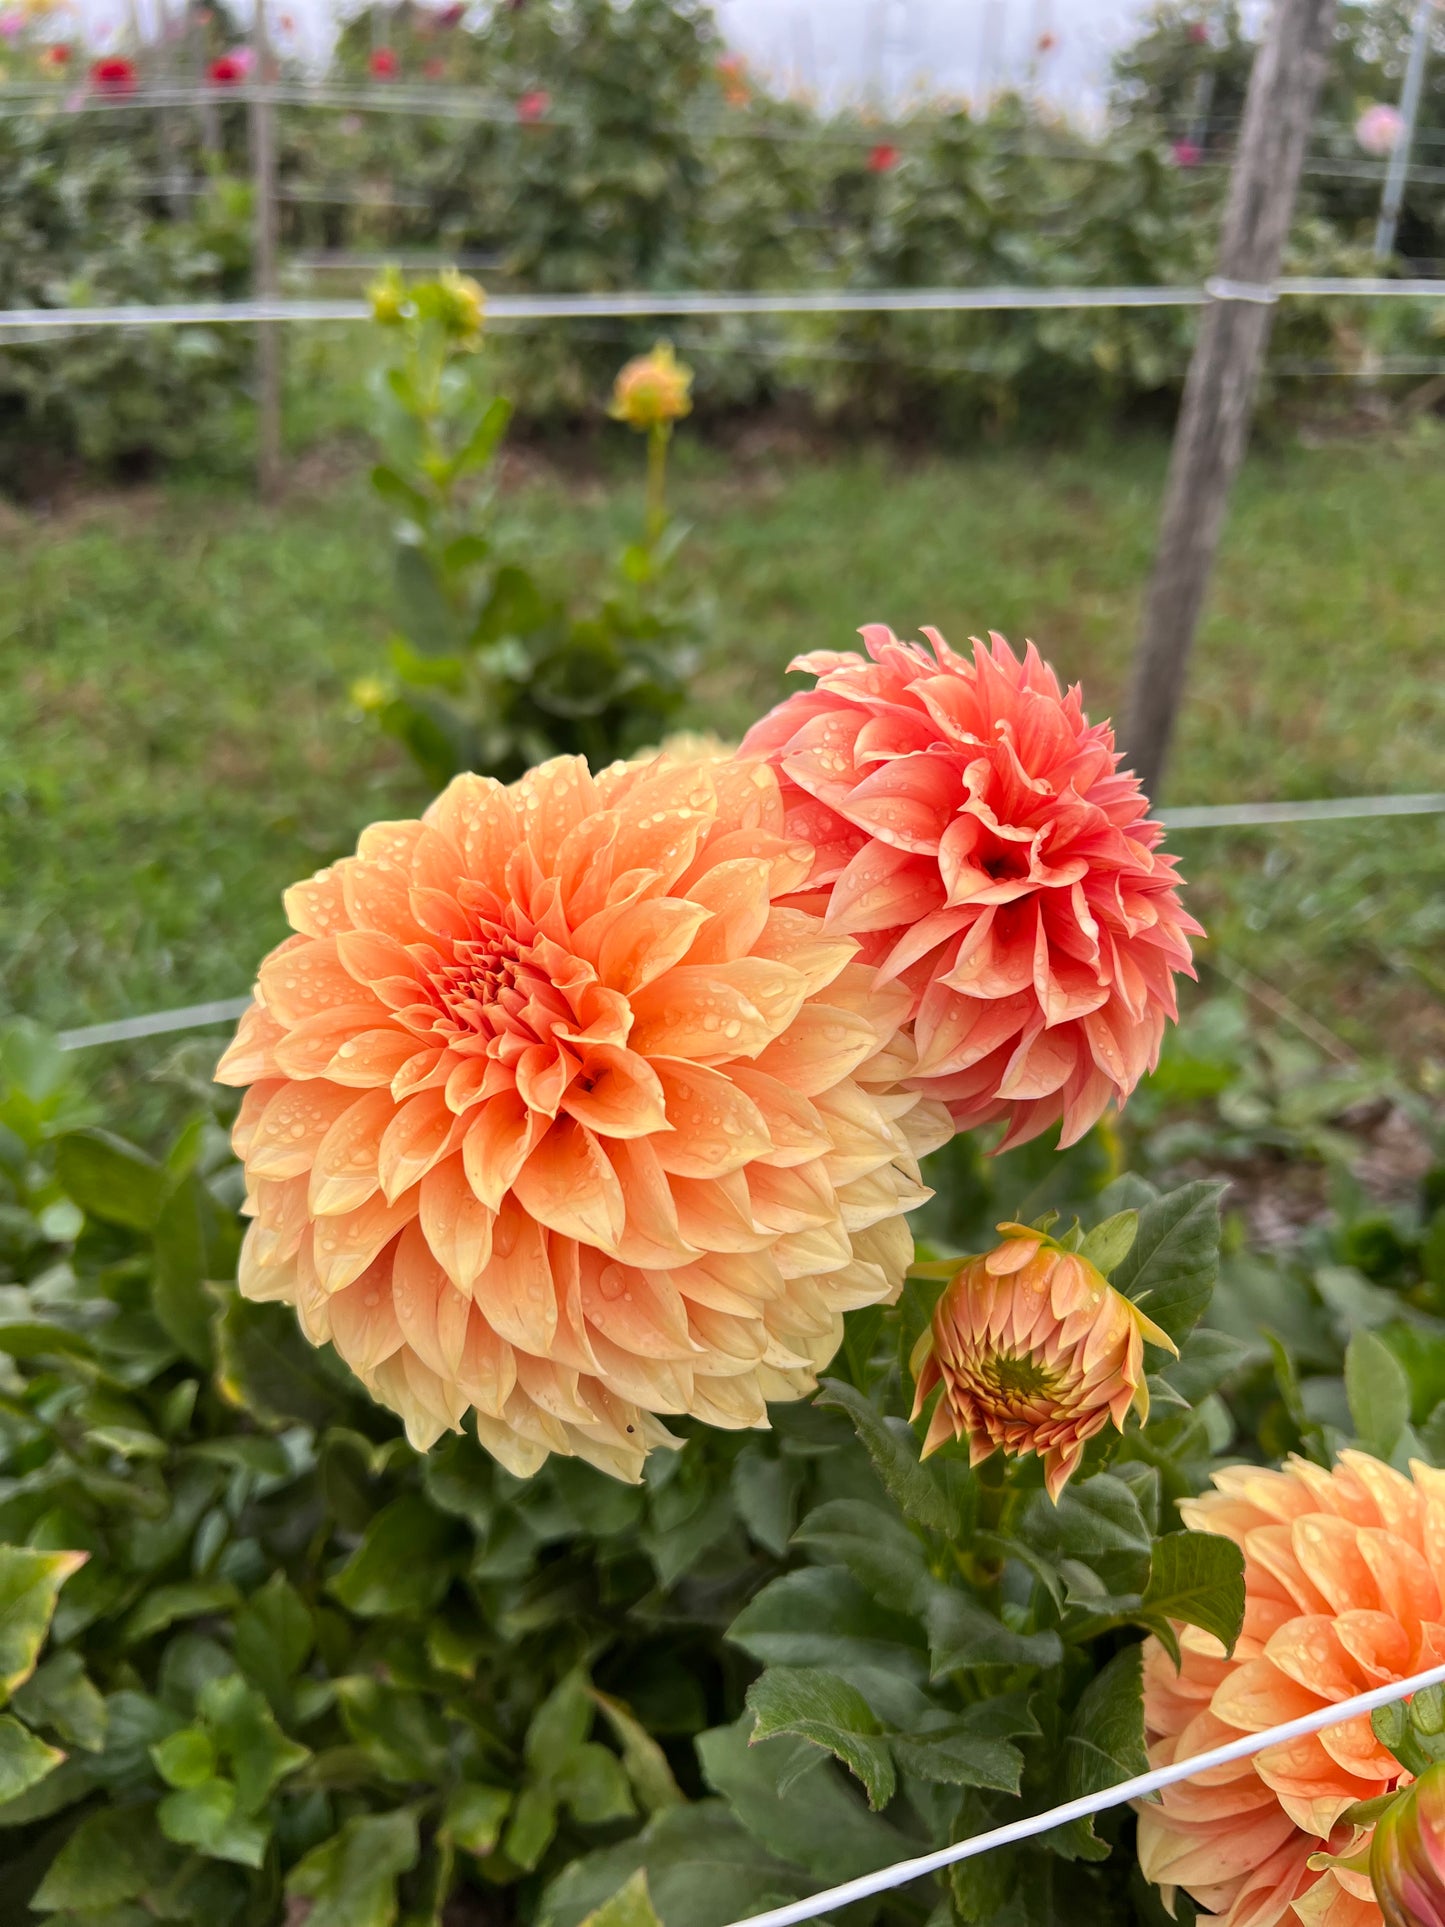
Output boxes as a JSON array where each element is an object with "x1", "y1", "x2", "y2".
[
  {"x1": 1138, "y1": 1453, "x2": 1445, "y2": 1927},
  {"x1": 217, "y1": 747, "x2": 949, "y2": 1481},
  {"x1": 741, "y1": 626, "x2": 1202, "y2": 1149}
]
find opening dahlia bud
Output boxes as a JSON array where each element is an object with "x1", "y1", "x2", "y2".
[
  {"x1": 1371, "y1": 1766, "x2": 1445, "y2": 1927},
  {"x1": 608, "y1": 341, "x2": 693, "y2": 432},
  {"x1": 909, "y1": 1219, "x2": 1175, "y2": 1500}
]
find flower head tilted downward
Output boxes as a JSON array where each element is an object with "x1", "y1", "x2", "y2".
[
  {"x1": 910, "y1": 1219, "x2": 1174, "y2": 1500},
  {"x1": 218, "y1": 747, "x2": 950, "y2": 1480},
  {"x1": 742, "y1": 626, "x2": 1202, "y2": 1149}
]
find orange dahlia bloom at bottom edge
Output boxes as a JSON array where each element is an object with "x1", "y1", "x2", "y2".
[
  {"x1": 1137, "y1": 1453, "x2": 1445, "y2": 1927},
  {"x1": 217, "y1": 747, "x2": 952, "y2": 1481}
]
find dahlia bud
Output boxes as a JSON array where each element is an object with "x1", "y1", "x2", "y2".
[
  {"x1": 1371, "y1": 1765, "x2": 1445, "y2": 1927},
  {"x1": 910, "y1": 1221, "x2": 1175, "y2": 1500},
  {"x1": 608, "y1": 341, "x2": 693, "y2": 432},
  {"x1": 368, "y1": 267, "x2": 409, "y2": 328},
  {"x1": 435, "y1": 268, "x2": 485, "y2": 345}
]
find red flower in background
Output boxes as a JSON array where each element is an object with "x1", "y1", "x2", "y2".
[
  {"x1": 90, "y1": 55, "x2": 137, "y2": 95},
  {"x1": 515, "y1": 88, "x2": 549, "y2": 123},
  {"x1": 207, "y1": 51, "x2": 248, "y2": 85},
  {"x1": 369, "y1": 47, "x2": 398, "y2": 80},
  {"x1": 1187, "y1": 20, "x2": 1209, "y2": 42},
  {"x1": 438, "y1": 1, "x2": 465, "y2": 21},
  {"x1": 1171, "y1": 138, "x2": 1201, "y2": 168},
  {"x1": 40, "y1": 42, "x2": 72, "y2": 69},
  {"x1": 867, "y1": 142, "x2": 900, "y2": 173},
  {"x1": 1036, "y1": 31, "x2": 1056, "y2": 53}
]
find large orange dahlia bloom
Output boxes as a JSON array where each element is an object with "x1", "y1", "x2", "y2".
[
  {"x1": 740, "y1": 626, "x2": 1201, "y2": 1149},
  {"x1": 910, "y1": 1222, "x2": 1174, "y2": 1500},
  {"x1": 1138, "y1": 1452, "x2": 1445, "y2": 1927},
  {"x1": 217, "y1": 748, "x2": 950, "y2": 1480}
]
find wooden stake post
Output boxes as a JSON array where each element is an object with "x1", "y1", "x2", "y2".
[
  {"x1": 251, "y1": 0, "x2": 283, "y2": 500},
  {"x1": 1121, "y1": 0, "x2": 1339, "y2": 799}
]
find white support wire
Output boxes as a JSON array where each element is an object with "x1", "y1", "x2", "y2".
[
  {"x1": 0, "y1": 277, "x2": 1442, "y2": 337},
  {"x1": 723, "y1": 1659, "x2": 1445, "y2": 1927},
  {"x1": 45, "y1": 793, "x2": 1445, "y2": 1053}
]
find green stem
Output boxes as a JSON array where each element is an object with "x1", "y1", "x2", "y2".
[{"x1": 645, "y1": 421, "x2": 671, "y2": 546}]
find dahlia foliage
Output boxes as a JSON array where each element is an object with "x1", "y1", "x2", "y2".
[{"x1": 1139, "y1": 1453, "x2": 1445, "y2": 1927}]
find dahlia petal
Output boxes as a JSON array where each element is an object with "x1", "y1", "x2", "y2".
[
  {"x1": 311, "y1": 1191, "x2": 417, "y2": 1295},
  {"x1": 309, "y1": 1088, "x2": 396, "y2": 1216},
  {"x1": 671, "y1": 1171, "x2": 774, "y2": 1254},
  {"x1": 840, "y1": 752, "x2": 960, "y2": 853},
  {"x1": 377, "y1": 1089, "x2": 458, "y2": 1203},
  {"x1": 283, "y1": 866, "x2": 352, "y2": 940},
  {"x1": 418, "y1": 1156, "x2": 495, "y2": 1294},
  {"x1": 652, "y1": 1058, "x2": 771, "y2": 1177},
  {"x1": 462, "y1": 1093, "x2": 546, "y2": 1213},
  {"x1": 328, "y1": 1261, "x2": 407, "y2": 1375},
  {"x1": 682, "y1": 857, "x2": 774, "y2": 964},
  {"x1": 319, "y1": 1026, "x2": 420, "y2": 1089},
  {"x1": 475, "y1": 1196, "x2": 557, "y2": 1354},
  {"x1": 753, "y1": 1003, "x2": 883, "y2": 1095},
  {"x1": 513, "y1": 755, "x2": 599, "y2": 869},
  {"x1": 248, "y1": 1080, "x2": 356, "y2": 1181},
  {"x1": 826, "y1": 840, "x2": 947, "y2": 935},
  {"x1": 391, "y1": 1221, "x2": 475, "y2": 1382},
  {"x1": 560, "y1": 1044, "x2": 669, "y2": 1140},
  {"x1": 581, "y1": 1261, "x2": 699, "y2": 1360},
  {"x1": 593, "y1": 897, "x2": 713, "y2": 994},
  {"x1": 233, "y1": 1078, "x2": 285, "y2": 1162},
  {"x1": 727, "y1": 1066, "x2": 831, "y2": 1165},
  {"x1": 628, "y1": 965, "x2": 775, "y2": 1061},
  {"x1": 338, "y1": 847, "x2": 426, "y2": 944},
  {"x1": 260, "y1": 939, "x2": 382, "y2": 1027},
  {"x1": 215, "y1": 1000, "x2": 287, "y2": 1085},
  {"x1": 513, "y1": 1117, "x2": 627, "y2": 1250}
]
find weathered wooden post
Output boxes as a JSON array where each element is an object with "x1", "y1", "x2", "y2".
[
  {"x1": 1121, "y1": 0, "x2": 1339, "y2": 799},
  {"x1": 250, "y1": 0, "x2": 283, "y2": 500}
]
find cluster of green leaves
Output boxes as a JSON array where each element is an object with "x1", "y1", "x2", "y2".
[
  {"x1": 363, "y1": 276, "x2": 700, "y2": 789},
  {"x1": 0, "y1": 1010, "x2": 1263, "y2": 1927},
  {"x1": 0, "y1": 118, "x2": 253, "y2": 489}
]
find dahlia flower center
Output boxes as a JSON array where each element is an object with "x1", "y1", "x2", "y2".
[
  {"x1": 976, "y1": 1350, "x2": 1058, "y2": 1406},
  {"x1": 432, "y1": 924, "x2": 560, "y2": 1045}
]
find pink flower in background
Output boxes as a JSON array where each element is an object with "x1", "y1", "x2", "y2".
[
  {"x1": 90, "y1": 54, "x2": 137, "y2": 94},
  {"x1": 1187, "y1": 21, "x2": 1210, "y2": 44},
  {"x1": 1356, "y1": 102, "x2": 1405, "y2": 158},
  {"x1": 369, "y1": 46, "x2": 398, "y2": 80},
  {"x1": 1036, "y1": 31, "x2": 1056, "y2": 54},
  {"x1": 515, "y1": 88, "x2": 550, "y2": 122},
  {"x1": 1172, "y1": 138, "x2": 1202, "y2": 168},
  {"x1": 438, "y1": 1, "x2": 465, "y2": 21},
  {"x1": 741, "y1": 627, "x2": 1201, "y2": 1150},
  {"x1": 207, "y1": 50, "x2": 250, "y2": 85},
  {"x1": 867, "y1": 141, "x2": 901, "y2": 173},
  {"x1": 0, "y1": 13, "x2": 25, "y2": 41}
]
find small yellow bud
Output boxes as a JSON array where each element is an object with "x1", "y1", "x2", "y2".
[
  {"x1": 351, "y1": 676, "x2": 389, "y2": 714},
  {"x1": 608, "y1": 341, "x2": 693, "y2": 432}
]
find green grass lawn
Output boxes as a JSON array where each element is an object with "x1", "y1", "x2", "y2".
[{"x1": 3, "y1": 414, "x2": 1442, "y2": 1086}]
